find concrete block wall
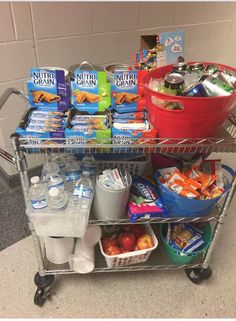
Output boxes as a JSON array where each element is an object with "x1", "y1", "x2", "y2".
[{"x1": 0, "y1": 1, "x2": 236, "y2": 175}]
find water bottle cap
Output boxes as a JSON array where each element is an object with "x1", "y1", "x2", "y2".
[
  {"x1": 31, "y1": 176, "x2": 40, "y2": 184},
  {"x1": 49, "y1": 187, "x2": 59, "y2": 197}
]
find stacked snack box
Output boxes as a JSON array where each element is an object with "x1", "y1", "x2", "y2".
[{"x1": 16, "y1": 68, "x2": 70, "y2": 149}]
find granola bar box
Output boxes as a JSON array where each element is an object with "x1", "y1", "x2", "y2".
[
  {"x1": 111, "y1": 69, "x2": 146, "y2": 113},
  {"x1": 71, "y1": 69, "x2": 111, "y2": 114},
  {"x1": 27, "y1": 68, "x2": 70, "y2": 111},
  {"x1": 65, "y1": 109, "x2": 111, "y2": 149}
]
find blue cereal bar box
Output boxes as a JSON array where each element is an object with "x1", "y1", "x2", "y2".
[
  {"x1": 27, "y1": 68, "x2": 70, "y2": 111},
  {"x1": 71, "y1": 69, "x2": 111, "y2": 114},
  {"x1": 111, "y1": 70, "x2": 146, "y2": 113}
]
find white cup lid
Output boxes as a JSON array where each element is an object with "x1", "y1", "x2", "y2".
[
  {"x1": 31, "y1": 176, "x2": 40, "y2": 184},
  {"x1": 49, "y1": 187, "x2": 59, "y2": 197}
]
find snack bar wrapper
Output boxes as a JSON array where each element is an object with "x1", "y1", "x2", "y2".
[
  {"x1": 128, "y1": 176, "x2": 168, "y2": 223},
  {"x1": 167, "y1": 223, "x2": 204, "y2": 253},
  {"x1": 27, "y1": 69, "x2": 70, "y2": 111},
  {"x1": 71, "y1": 69, "x2": 111, "y2": 114},
  {"x1": 111, "y1": 69, "x2": 147, "y2": 113},
  {"x1": 112, "y1": 111, "x2": 147, "y2": 120}
]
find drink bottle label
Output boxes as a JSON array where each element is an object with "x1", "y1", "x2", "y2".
[{"x1": 31, "y1": 198, "x2": 48, "y2": 209}]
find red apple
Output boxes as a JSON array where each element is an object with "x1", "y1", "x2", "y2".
[
  {"x1": 122, "y1": 224, "x2": 132, "y2": 232},
  {"x1": 101, "y1": 235, "x2": 118, "y2": 250},
  {"x1": 118, "y1": 232, "x2": 136, "y2": 252},
  {"x1": 130, "y1": 225, "x2": 146, "y2": 239},
  {"x1": 137, "y1": 234, "x2": 154, "y2": 250},
  {"x1": 105, "y1": 245, "x2": 122, "y2": 256}
]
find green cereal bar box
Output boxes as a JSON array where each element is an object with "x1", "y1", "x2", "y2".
[{"x1": 71, "y1": 69, "x2": 111, "y2": 114}]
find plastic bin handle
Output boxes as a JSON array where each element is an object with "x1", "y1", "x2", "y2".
[
  {"x1": 150, "y1": 93, "x2": 185, "y2": 113},
  {"x1": 78, "y1": 61, "x2": 95, "y2": 71}
]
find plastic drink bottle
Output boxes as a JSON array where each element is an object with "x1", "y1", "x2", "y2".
[
  {"x1": 80, "y1": 155, "x2": 96, "y2": 176},
  {"x1": 64, "y1": 158, "x2": 81, "y2": 182},
  {"x1": 29, "y1": 176, "x2": 48, "y2": 210},
  {"x1": 71, "y1": 171, "x2": 93, "y2": 209},
  {"x1": 47, "y1": 187, "x2": 68, "y2": 212},
  {"x1": 41, "y1": 160, "x2": 60, "y2": 182}
]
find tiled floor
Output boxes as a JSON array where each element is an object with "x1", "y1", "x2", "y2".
[{"x1": 0, "y1": 153, "x2": 235, "y2": 317}]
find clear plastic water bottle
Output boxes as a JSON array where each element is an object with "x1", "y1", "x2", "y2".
[
  {"x1": 80, "y1": 155, "x2": 96, "y2": 176},
  {"x1": 41, "y1": 158, "x2": 60, "y2": 184},
  {"x1": 71, "y1": 171, "x2": 93, "y2": 210},
  {"x1": 47, "y1": 172, "x2": 66, "y2": 191},
  {"x1": 64, "y1": 158, "x2": 81, "y2": 183},
  {"x1": 29, "y1": 176, "x2": 48, "y2": 210},
  {"x1": 47, "y1": 187, "x2": 68, "y2": 212}
]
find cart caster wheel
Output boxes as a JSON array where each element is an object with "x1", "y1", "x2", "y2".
[
  {"x1": 34, "y1": 288, "x2": 46, "y2": 307},
  {"x1": 34, "y1": 272, "x2": 54, "y2": 289},
  {"x1": 185, "y1": 267, "x2": 212, "y2": 284},
  {"x1": 199, "y1": 267, "x2": 212, "y2": 280}
]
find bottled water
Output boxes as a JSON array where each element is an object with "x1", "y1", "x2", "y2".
[
  {"x1": 29, "y1": 176, "x2": 48, "y2": 210},
  {"x1": 64, "y1": 158, "x2": 81, "y2": 183},
  {"x1": 47, "y1": 187, "x2": 68, "y2": 212},
  {"x1": 55, "y1": 154, "x2": 76, "y2": 175},
  {"x1": 80, "y1": 155, "x2": 96, "y2": 176},
  {"x1": 41, "y1": 158, "x2": 60, "y2": 184},
  {"x1": 42, "y1": 157, "x2": 66, "y2": 191},
  {"x1": 47, "y1": 172, "x2": 66, "y2": 191},
  {"x1": 71, "y1": 171, "x2": 93, "y2": 210}
]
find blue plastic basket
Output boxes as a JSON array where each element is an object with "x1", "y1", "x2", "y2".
[{"x1": 154, "y1": 164, "x2": 234, "y2": 217}]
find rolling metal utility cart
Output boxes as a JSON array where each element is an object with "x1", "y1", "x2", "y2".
[{"x1": 1, "y1": 88, "x2": 236, "y2": 307}]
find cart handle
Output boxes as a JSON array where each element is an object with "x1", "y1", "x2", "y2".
[
  {"x1": 0, "y1": 88, "x2": 29, "y2": 164},
  {"x1": 0, "y1": 87, "x2": 29, "y2": 111}
]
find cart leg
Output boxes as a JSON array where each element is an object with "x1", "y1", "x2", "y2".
[
  {"x1": 185, "y1": 169, "x2": 236, "y2": 285},
  {"x1": 34, "y1": 273, "x2": 55, "y2": 307}
]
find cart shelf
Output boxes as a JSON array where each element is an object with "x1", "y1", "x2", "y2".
[
  {"x1": 42, "y1": 227, "x2": 205, "y2": 275},
  {"x1": 89, "y1": 206, "x2": 221, "y2": 225},
  {"x1": 17, "y1": 112, "x2": 236, "y2": 155}
]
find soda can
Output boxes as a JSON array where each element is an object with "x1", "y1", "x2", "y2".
[
  {"x1": 164, "y1": 72, "x2": 185, "y2": 95},
  {"x1": 184, "y1": 82, "x2": 209, "y2": 97},
  {"x1": 212, "y1": 70, "x2": 234, "y2": 90},
  {"x1": 190, "y1": 63, "x2": 204, "y2": 72},
  {"x1": 204, "y1": 64, "x2": 219, "y2": 74},
  {"x1": 202, "y1": 78, "x2": 231, "y2": 96},
  {"x1": 173, "y1": 62, "x2": 189, "y2": 73},
  {"x1": 208, "y1": 72, "x2": 234, "y2": 93},
  {"x1": 164, "y1": 72, "x2": 184, "y2": 89}
]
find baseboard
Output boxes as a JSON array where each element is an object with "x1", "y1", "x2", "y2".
[{"x1": 0, "y1": 165, "x2": 42, "y2": 188}]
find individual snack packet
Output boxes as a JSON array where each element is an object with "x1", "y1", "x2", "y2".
[
  {"x1": 128, "y1": 176, "x2": 168, "y2": 223},
  {"x1": 112, "y1": 111, "x2": 147, "y2": 120},
  {"x1": 168, "y1": 223, "x2": 204, "y2": 253}
]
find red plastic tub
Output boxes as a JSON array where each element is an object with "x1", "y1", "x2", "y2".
[{"x1": 143, "y1": 62, "x2": 236, "y2": 138}]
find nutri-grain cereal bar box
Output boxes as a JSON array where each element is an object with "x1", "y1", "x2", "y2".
[
  {"x1": 27, "y1": 68, "x2": 70, "y2": 111},
  {"x1": 71, "y1": 69, "x2": 111, "y2": 114},
  {"x1": 111, "y1": 69, "x2": 146, "y2": 113}
]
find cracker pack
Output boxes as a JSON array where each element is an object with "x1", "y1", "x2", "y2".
[
  {"x1": 111, "y1": 70, "x2": 146, "y2": 113},
  {"x1": 27, "y1": 68, "x2": 70, "y2": 111},
  {"x1": 71, "y1": 69, "x2": 111, "y2": 114}
]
